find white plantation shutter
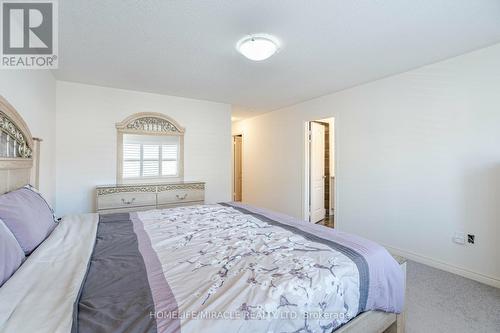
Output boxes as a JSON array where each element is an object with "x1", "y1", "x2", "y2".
[
  {"x1": 123, "y1": 160, "x2": 141, "y2": 178},
  {"x1": 162, "y1": 145, "x2": 177, "y2": 159},
  {"x1": 143, "y1": 160, "x2": 159, "y2": 177},
  {"x1": 161, "y1": 144, "x2": 178, "y2": 176},
  {"x1": 162, "y1": 160, "x2": 177, "y2": 176},
  {"x1": 143, "y1": 144, "x2": 159, "y2": 159},
  {"x1": 124, "y1": 143, "x2": 141, "y2": 159},
  {"x1": 123, "y1": 143, "x2": 141, "y2": 178},
  {"x1": 123, "y1": 134, "x2": 180, "y2": 179},
  {"x1": 143, "y1": 144, "x2": 160, "y2": 177}
]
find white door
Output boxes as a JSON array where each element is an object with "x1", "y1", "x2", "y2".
[{"x1": 310, "y1": 122, "x2": 325, "y2": 223}]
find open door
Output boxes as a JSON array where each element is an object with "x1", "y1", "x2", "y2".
[
  {"x1": 309, "y1": 122, "x2": 326, "y2": 222},
  {"x1": 233, "y1": 135, "x2": 242, "y2": 201}
]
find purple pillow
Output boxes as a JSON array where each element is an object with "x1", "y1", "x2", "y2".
[
  {"x1": 23, "y1": 184, "x2": 57, "y2": 222},
  {"x1": 0, "y1": 187, "x2": 57, "y2": 254},
  {"x1": 0, "y1": 218, "x2": 25, "y2": 287}
]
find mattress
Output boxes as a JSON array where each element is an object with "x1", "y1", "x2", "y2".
[{"x1": 0, "y1": 203, "x2": 404, "y2": 333}]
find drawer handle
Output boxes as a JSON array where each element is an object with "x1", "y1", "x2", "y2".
[
  {"x1": 176, "y1": 194, "x2": 188, "y2": 200},
  {"x1": 121, "y1": 198, "x2": 136, "y2": 205}
]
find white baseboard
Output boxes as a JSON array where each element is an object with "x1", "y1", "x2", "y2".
[{"x1": 383, "y1": 244, "x2": 500, "y2": 289}]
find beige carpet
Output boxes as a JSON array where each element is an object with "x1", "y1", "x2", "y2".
[{"x1": 405, "y1": 260, "x2": 500, "y2": 333}]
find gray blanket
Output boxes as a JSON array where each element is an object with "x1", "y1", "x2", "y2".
[{"x1": 72, "y1": 213, "x2": 158, "y2": 333}]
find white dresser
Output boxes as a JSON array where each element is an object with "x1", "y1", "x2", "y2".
[{"x1": 96, "y1": 181, "x2": 205, "y2": 214}]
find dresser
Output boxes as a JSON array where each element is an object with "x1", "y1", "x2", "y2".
[{"x1": 95, "y1": 181, "x2": 205, "y2": 214}]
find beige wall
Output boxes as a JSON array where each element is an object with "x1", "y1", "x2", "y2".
[
  {"x1": 0, "y1": 71, "x2": 56, "y2": 206},
  {"x1": 56, "y1": 81, "x2": 232, "y2": 216},
  {"x1": 233, "y1": 43, "x2": 500, "y2": 287}
]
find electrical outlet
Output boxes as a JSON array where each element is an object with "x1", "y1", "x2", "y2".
[
  {"x1": 452, "y1": 232, "x2": 466, "y2": 245},
  {"x1": 468, "y1": 234, "x2": 475, "y2": 244}
]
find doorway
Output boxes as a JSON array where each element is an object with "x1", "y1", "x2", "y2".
[
  {"x1": 305, "y1": 118, "x2": 335, "y2": 227},
  {"x1": 233, "y1": 134, "x2": 242, "y2": 201}
]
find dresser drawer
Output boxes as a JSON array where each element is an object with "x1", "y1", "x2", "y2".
[
  {"x1": 98, "y1": 205, "x2": 157, "y2": 214},
  {"x1": 157, "y1": 201, "x2": 204, "y2": 210},
  {"x1": 97, "y1": 191, "x2": 157, "y2": 210},
  {"x1": 96, "y1": 182, "x2": 205, "y2": 214},
  {"x1": 157, "y1": 188, "x2": 204, "y2": 205}
]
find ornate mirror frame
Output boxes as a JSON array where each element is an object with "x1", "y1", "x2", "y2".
[
  {"x1": 115, "y1": 112, "x2": 185, "y2": 184},
  {"x1": 0, "y1": 95, "x2": 42, "y2": 194}
]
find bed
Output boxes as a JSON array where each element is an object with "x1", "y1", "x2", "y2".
[{"x1": 0, "y1": 95, "x2": 406, "y2": 333}]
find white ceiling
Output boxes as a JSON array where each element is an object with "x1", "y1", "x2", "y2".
[{"x1": 55, "y1": 1, "x2": 500, "y2": 118}]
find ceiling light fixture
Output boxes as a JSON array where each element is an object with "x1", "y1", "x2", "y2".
[{"x1": 236, "y1": 34, "x2": 280, "y2": 61}]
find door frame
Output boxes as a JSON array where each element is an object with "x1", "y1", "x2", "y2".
[
  {"x1": 232, "y1": 134, "x2": 243, "y2": 201},
  {"x1": 303, "y1": 118, "x2": 337, "y2": 225}
]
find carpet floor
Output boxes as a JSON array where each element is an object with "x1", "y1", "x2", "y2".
[{"x1": 405, "y1": 260, "x2": 500, "y2": 333}]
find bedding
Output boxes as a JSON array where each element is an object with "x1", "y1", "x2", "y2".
[
  {"x1": 0, "y1": 218, "x2": 25, "y2": 287},
  {"x1": 0, "y1": 214, "x2": 98, "y2": 332},
  {"x1": 23, "y1": 184, "x2": 58, "y2": 222},
  {"x1": 0, "y1": 186, "x2": 57, "y2": 254},
  {"x1": 0, "y1": 203, "x2": 404, "y2": 333}
]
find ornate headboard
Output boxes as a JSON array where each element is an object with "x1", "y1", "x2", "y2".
[{"x1": 0, "y1": 96, "x2": 41, "y2": 195}]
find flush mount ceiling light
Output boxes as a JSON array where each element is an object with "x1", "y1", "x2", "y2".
[{"x1": 236, "y1": 34, "x2": 280, "y2": 61}]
